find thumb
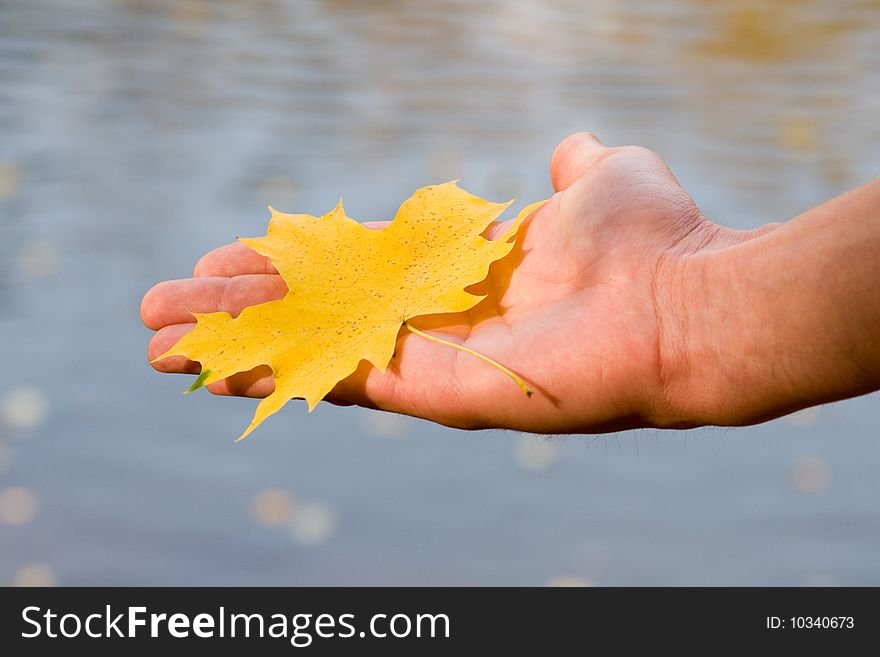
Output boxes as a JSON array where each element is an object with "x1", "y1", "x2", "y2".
[{"x1": 550, "y1": 132, "x2": 609, "y2": 192}]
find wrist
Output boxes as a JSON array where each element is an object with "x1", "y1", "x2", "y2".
[
  {"x1": 646, "y1": 243, "x2": 711, "y2": 428},
  {"x1": 654, "y1": 228, "x2": 807, "y2": 428},
  {"x1": 648, "y1": 229, "x2": 762, "y2": 428}
]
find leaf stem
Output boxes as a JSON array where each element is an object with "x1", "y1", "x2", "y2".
[
  {"x1": 403, "y1": 322, "x2": 533, "y2": 397},
  {"x1": 184, "y1": 368, "x2": 211, "y2": 394}
]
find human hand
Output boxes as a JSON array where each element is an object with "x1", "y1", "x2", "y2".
[{"x1": 141, "y1": 133, "x2": 772, "y2": 433}]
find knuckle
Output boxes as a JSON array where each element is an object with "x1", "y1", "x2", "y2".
[
  {"x1": 217, "y1": 277, "x2": 235, "y2": 313},
  {"x1": 614, "y1": 144, "x2": 660, "y2": 162}
]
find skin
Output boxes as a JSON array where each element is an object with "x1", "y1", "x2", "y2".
[{"x1": 141, "y1": 133, "x2": 880, "y2": 433}]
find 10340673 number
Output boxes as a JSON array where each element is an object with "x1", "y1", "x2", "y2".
[
  {"x1": 792, "y1": 616, "x2": 854, "y2": 629},
  {"x1": 766, "y1": 616, "x2": 854, "y2": 629}
]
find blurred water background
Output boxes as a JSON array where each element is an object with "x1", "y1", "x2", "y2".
[{"x1": 1, "y1": 0, "x2": 879, "y2": 586}]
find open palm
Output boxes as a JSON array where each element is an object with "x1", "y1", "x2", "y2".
[{"x1": 143, "y1": 133, "x2": 737, "y2": 433}]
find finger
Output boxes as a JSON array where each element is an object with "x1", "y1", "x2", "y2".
[
  {"x1": 141, "y1": 275, "x2": 287, "y2": 330},
  {"x1": 148, "y1": 323, "x2": 200, "y2": 373},
  {"x1": 206, "y1": 365, "x2": 274, "y2": 397},
  {"x1": 204, "y1": 355, "x2": 397, "y2": 405},
  {"x1": 550, "y1": 132, "x2": 609, "y2": 192},
  {"x1": 204, "y1": 368, "x2": 358, "y2": 406},
  {"x1": 194, "y1": 242, "x2": 277, "y2": 277},
  {"x1": 149, "y1": 328, "x2": 279, "y2": 397}
]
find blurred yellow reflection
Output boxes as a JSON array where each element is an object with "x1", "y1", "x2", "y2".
[
  {"x1": 513, "y1": 436, "x2": 560, "y2": 472},
  {"x1": 361, "y1": 410, "x2": 410, "y2": 439},
  {"x1": 250, "y1": 489, "x2": 297, "y2": 527},
  {"x1": 170, "y1": 0, "x2": 212, "y2": 39},
  {"x1": 0, "y1": 162, "x2": 22, "y2": 199},
  {"x1": 803, "y1": 574, "x2": 837, "y2": 587},
  {"x1": 1, "y1": 386, "x2": 49, "y2": 432},
  {"x1": 13, "y1": 563, "x2": 57, "y2": 587},
  {"x1": 0, "y1": 487, "x2": 39, "y2": 525},
  {"x1": 289, "y1": 500, "x2": 338, "y2": 546},
  {"x1": 778, "y1": 116, "x2": 819, "y2": 152},
  {"x1": 791, "y1": 456, "x2": 831, "y2": 494},
  {"x1": 546, "y1": 576, "x2": 594, "y2": 587},
  {"x1": 692, "y1": 3, "x2": 857, "y2": 62}
]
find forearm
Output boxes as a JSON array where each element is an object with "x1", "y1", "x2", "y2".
[{"x1": 679, "y1": 179, "x2": 880, "y2": 425}]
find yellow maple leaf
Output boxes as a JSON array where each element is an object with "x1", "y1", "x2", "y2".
[{"x1": 155, "y1": 181, "x2": 545, "y2": 439}]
